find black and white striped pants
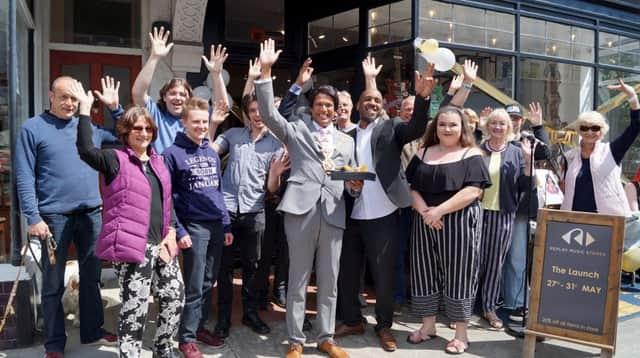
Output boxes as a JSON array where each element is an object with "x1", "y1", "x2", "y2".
[
  {"x1": 410, "y1": 202, "x2": 482, "y2": 322},
  {"x1": 479, "y1": 210, "x2": 516, "y2": 313}
]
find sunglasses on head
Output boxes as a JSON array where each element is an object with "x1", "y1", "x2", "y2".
[{"x1": 579, "y1": 125, "x2": 601, "y2": 132}]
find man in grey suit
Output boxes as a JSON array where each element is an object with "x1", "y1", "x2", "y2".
[{"x1": 254, "y1": 39, "x2": 361, "y2": 358}]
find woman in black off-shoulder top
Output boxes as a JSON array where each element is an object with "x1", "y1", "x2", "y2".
[{"x1": 404, "y1": 106, "x2": 490, "y2": 354}]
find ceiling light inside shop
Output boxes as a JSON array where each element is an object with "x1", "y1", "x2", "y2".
[
  {"x1": 571, "y1": 33, "x2": 575, "y2": 40},
  {"x1": 608, "y1": 41, "x2": 613, "y2": 47},
  {"x1": 491, "y1": 37, "x2": 497, "y2": 46},
  {"x1": 551, "y1": 45, "x2": 557, "y2": 53},
  {"x1": 280, "y1": 30, "x2": 285, "y2": 35},
  {"x1": 371, "y1": 28, "x2": 377, "y2": 34},
  {"x1": 371, "y1": 12, "x2": 377, "y2": 20},
  {"x1": 342, "y1": 36, "x2": 349, "y2": 42},
  {"x1": 318, "y1": 34, "x2": 326, "y2": 39},
  {"x1": 428, "y1": 9, "x2": 435, "y2": 17}
]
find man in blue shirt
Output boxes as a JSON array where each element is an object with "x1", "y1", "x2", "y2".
[
  {"x1": 15, "y1": 76, "x2": 117, "y2": 358},
  {"x1": 131, "y1": 26, "x2": 229, "y2": 153}
]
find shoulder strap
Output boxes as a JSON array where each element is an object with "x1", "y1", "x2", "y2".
[{"x1": 421, "y1": 146, "x2": 428, "y2": 160}]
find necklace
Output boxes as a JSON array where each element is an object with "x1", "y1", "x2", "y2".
[{"x1": 487, "y1": 140, "x2": 506, "y2": 152}]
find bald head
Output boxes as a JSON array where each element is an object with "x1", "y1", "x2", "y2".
[
  {"x1": 48, "y1": 76, "x2": 80, "y2": 120},
  {"x1": 399, "y1": 96, "x2": 415, "y2": 121}
]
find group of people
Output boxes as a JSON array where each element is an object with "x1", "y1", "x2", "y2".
[{"x1": 15, "y1": 25, "x2": 640, "y2": 358}]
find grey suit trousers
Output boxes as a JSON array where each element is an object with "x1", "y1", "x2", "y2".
[{"x1": 284, "y1": 201, "x2": 343, "y2": 344}]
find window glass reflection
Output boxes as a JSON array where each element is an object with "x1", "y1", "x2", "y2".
[
  {"x1": 308, "y1": 8, "x2": 359, "y2": 54},
  {"x1": 520, "y1": 17, "x2": 594, "y2": 62}
]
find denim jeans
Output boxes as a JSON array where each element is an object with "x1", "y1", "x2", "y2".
[
  {"x1": 178, "y1": 220, "x2": 224, "y2": 344},
  {"x1": 502, "y1": 214, "x2": 529, "y2": 309},
  {"x1": 41, "y1": 207, "x2": 104, "y2": 352}
]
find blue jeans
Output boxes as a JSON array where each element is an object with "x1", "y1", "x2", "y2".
[
  {"x1": 502, "y1": 214, "x2": 529, "y2": 310},
  {"x1": 179, "y1": 220, "x2": 224, "y2": 343},
  {"x1": 393, "y1": 207, "x2": 412, "y2": 303},
  {"x1": 41, "y1": 207, "x2": 104, "y2": 352}
]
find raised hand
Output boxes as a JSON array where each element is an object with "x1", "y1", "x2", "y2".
[
  {"x1": 479, "y1": 106, "x2": 493, "y2": 129},
  {"x1": 608, "y1": 78, "x2": 639, "y2": 109},
  {"x1": 270, "y1": 150, "x2": 291, "y2": 177},
  {"x1": 248, "y1": 58, "x2": 261, "y2": 80},
  {"x1": 528, "y1": 102, "x2": 543, "y2": 126},
  {"x1": 462, "y1": 59, "x2": 478, "y2": 84},
  {"x1": 259, "y1": 38, "x2": 282, "y2": 70},
  {"x1": 149, "y1": 27, "x2": 173, "y2": 58},
  {"x1": 448, "y1": 74, "x2": 464, "y2": 95},
  {"x1": 295, "y1": 58, "x2": 314, "y2": 87},
  {"x1": 93, "y1": 76, "x2": 120, "y2": 111},
  {"x1": 414, "y1": 63, "x2": 437, "y2": 98},
  {"x1": 362, "y1": 55, "x2": 382, "y2": 79},
  {"x1": 210, "y1": 100, "x2": 230, "y2": 127},
  {"x1": 202, "y1": 44, "x2": 228, "y2": 74},
  {"x1": 69, "y1": 80, "x2": 94, "y2": 115}
]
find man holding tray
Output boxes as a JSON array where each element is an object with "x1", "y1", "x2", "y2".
[
  {"x1": 254, "y1": 39, "x2": 362, "y2": 358},
  {"x1": 335, "y1": 57, "x2": 436, "y2": 352}
]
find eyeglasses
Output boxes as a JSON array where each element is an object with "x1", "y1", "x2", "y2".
[
  {"x1": 132, "y1": 125, "x2": 152, "y2": 133},
  {"x1": 579, "y1": 125, "x2": 601, "y2": 132}
]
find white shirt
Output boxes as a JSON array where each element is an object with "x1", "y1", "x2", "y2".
[{"x1": 351, "y1": 120, "x2": 398, "y2": 220}]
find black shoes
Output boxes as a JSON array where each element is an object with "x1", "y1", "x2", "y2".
[
  {"x1": 213, "y1": 319, "x2": 231, "y2": 339},
  {"x1": 273, "y1": 290, "x2": 287, "y2": 308},
  {"x1": 242, "y1": 312, "x2": 271, "y2": 334}
]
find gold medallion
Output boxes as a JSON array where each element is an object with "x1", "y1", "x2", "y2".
[{"x1": 322, "y1": 157, "x2": 336, "y2": 171}]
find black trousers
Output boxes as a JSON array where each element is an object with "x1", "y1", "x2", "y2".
[
  {"x1": 255, "y1": 201, "x2": 289, "y2": 296},
  {"x1": 337, "y1": 210, "x2": 399, "y2": 331},
  {"x1": 217, "y1": 211, "x2": 265, "y2": 319}
]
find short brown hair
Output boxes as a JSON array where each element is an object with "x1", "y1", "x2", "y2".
[
  {"x1": 421, "y1": 106, "x2": 475, "y2": 148},
  {"x1": 157, "y1": 78, "x2": 193, "y2": 112},
  {"x1": 182, "y1": 97, "x2": 210, "y2": 120},
  {"x1": 241, "y1": 93, "x2": 258, "y2": 117},
  {"x1": 116, "y1": 106, "x2": 158, "y2": 144}
]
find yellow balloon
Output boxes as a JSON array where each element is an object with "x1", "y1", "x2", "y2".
[{"x1": 420, "y1": 39, "x2": 439, "y2": 54}]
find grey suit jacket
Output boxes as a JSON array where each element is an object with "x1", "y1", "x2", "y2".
[{"x1": 255, "y1": 79, "x2": 356, "y2": 229}]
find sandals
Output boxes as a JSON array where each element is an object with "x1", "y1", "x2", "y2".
[
  {"x1": 483, "y1": 312, "x2": 504, "y2": 330},
  {"x1": 406, "y1": 329, "x2": 437, "y2": 344},
  {"x1": 445, "y1": 339, "x2": 469, "y2": 355}
]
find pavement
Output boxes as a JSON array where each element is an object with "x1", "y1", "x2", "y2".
[{"x1": 3, "y1": 279, "x2": 640, "y2": 357}]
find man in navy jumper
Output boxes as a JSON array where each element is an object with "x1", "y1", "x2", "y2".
[
  {"x1": 163, "y1": 97, "x2": 234, "y2": 358},
  {"x1": 15, "y1": 76, "x2": 117, "y2": 358}
]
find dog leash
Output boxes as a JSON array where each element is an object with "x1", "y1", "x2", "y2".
[{"x1": 0, "y1": 234, "x2": 55, "y2": 333}]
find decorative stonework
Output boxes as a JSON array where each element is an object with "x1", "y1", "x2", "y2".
[
  {"x1": 172, "y1": 0, "x2": 208, "y2": 43},
  {"x1": 171, "y1": 0, "x2": 208, "y2": 73}
]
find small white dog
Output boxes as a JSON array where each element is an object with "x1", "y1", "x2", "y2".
[{"x1": 62, "y1": 260, "x2": 80, "y2": 327}]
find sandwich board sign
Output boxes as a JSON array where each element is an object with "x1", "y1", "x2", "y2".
[{"x1": 523, "y1": 209, "x2": 624, "y2": 358}]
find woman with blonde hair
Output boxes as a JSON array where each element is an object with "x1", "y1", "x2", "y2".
[
  {"x1": 405, "y1": 106, "x2": 490, "y2": 354},
  {"x1": 462, "y1": 108, "x2": 483, "y2": 144},
  {"x1": 561, "y1": 79, "x2": 639, "y2": 216},
  {"x1": 477, "y1": 108, "x2": 534, "y2": 329}
]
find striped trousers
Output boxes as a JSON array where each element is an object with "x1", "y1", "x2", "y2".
[
  {"x1": 479, "y1": 210, "x2": 516, "y2": 313},
  {"x1": 410, "y1": 202, "x2": 482, "y2": 322}
]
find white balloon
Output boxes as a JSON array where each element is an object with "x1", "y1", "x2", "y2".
[
  {"x1": 193, "y1": 85, "x2": 212, "y2": 101},
  {"x1": 423, "y1": 47, "x2": 456, "y2": 72}
]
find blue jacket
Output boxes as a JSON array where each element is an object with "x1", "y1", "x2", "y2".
[
  {"x1": 480, "y1": 142, "x2": 533, "y2": 213},
  {"x1": 163, "y1": 132, "x2": 231, "y2": 238},
  {"x1": 15, "y1": 111, "x2": 117, "y2": 225}
]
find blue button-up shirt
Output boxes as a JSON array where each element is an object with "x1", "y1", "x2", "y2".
[{"x1": 215, "y1": 127, "x2": 282, "y2": 213}]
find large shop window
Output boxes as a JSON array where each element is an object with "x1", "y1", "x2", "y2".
[
  {"x1": 520, "y1": 17, "x2": 594, "y2": 62},
  {"x1": 518, "y1": 58, "x2": 594, "y2": 129},
  {"x1": 308, "y1": 8, "x2": 359, "y2": 55},
  {"x1": 368, "y1": 0, "x2": 411, "y2": 47},
  {"x1": 598, "y1": 69, "x2": 640, "y2": 177},
  {"x1": 419, "y1": 0, "x2": 514, "y2": 50},
  {"x1": 599, "y1": 32, "x2": 640, "y2": 70},
  {"x1": 1, "y1": 1, "x2": 32, "y2": 262},
  {"x1": 50, "y1": 0, "x2": 141, "y2": 47},
  {"x1": 370, "y1": 46, "x2": 414, "y2": 117},
  {"x1": 225, "y1": 0, "x2": 284, "y2": 43}
]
